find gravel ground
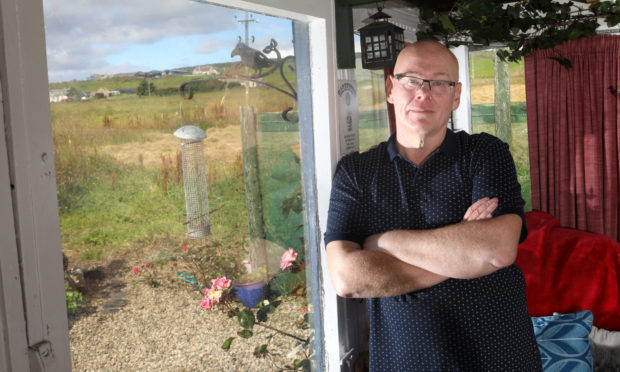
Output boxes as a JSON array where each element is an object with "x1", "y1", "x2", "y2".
[{"x1": 69, "y1": 271, "x2": 312, "y2": 371}]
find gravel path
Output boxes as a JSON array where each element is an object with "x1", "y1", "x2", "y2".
[{"x1": 69, "y1": 271, "x2": 312, "y2": 371}]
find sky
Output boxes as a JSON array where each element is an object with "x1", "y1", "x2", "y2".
[{"x1": 43, "y1": 0, "x2": 296, "y2": 82}]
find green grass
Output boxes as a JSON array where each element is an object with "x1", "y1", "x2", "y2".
[
  {"x1": 469, "y1": 50, "x2": 525, "y2": 79},
  {"x1": 472, "y1": 121, "x2": 532, "y2": 212}
]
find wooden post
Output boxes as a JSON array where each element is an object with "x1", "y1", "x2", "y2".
[
  {"x1": 494, "y1": 51, "x2": 512, "y2": 145},
  {"x1": 240, "y1": 106, "x2": 267, "y2": 277}
]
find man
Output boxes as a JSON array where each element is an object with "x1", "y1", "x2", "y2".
[{"x1": 324, "y1": 40, "x2": 542, "y2": 371}]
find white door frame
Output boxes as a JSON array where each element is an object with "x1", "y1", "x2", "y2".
[{"x1": 0, "y1": 0, "x2": 72, "y2": 370}]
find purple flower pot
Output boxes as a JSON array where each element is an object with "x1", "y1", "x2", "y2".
[{"x1": 234, "y1": 280, "x2": 265, "y2": 308}]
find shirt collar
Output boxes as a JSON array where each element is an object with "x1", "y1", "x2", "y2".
[{"x1": 387, "y1": 128, "x2": 458, "y2": 161}]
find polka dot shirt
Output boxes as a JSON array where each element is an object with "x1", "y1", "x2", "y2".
[{"x1": 324, "y1": 130, "x2": 542, "y2": 371}]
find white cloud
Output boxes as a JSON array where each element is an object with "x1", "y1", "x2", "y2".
[{"x1": 43, "y1": 0, "x2": 241, "y2": 81}]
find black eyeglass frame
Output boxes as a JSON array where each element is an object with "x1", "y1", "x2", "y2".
[{"x1": 393, "y1": 74, "x2": 457, "y2": 91}]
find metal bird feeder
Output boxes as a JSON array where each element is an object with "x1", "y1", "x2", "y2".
[{"x1": 174, "y1": 125, "x2": 211, "y2": 238}]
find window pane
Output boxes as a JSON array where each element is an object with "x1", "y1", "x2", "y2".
[
  {"x1": 469, "y1": 49, "x2": 531, "y2": 211},
  {"x1": 44, "y1": 1, "x2": 317, "y2": 369},
  {"x1": 355, "y1": 36, "x2": 389, "y2": 152}
]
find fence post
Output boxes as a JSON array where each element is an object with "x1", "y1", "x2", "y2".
[{"x1": 494, "y1": 50, "x2": 511, "y2": 145}]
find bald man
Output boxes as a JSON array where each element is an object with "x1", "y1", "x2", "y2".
[{"x1": 325, "y1": 41, "x2": 542, "y2": 371}]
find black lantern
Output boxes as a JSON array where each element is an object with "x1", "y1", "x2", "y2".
[{"x1": 358, "y1": 7, "x2": 405, "y2": 70}]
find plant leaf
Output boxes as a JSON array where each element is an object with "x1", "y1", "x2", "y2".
[
  {"x1": 438, "y1": 15, "x2": 456, "y2": 32},
  {"x1": 237, "y1": 329, "x2": 253, "y2": 338},
  {"x1": 253, "y1": 344, "x2": 268, "y2": 358},
  {"x1": 257, "y1": 306, "x2": 270, "y2": 322},
  {"x1": 221, "y1": 337, "x2": 234, "y2": 351},
  {"x1": 237, "y1": 309, "x2": 255, "y2": 329}
]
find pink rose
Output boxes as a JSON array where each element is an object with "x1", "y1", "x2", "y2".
[
  {"x1": 209, "y1": 289, "x2": 223, "y2": 303},
  {"x1": 211, "y1": 277, "x2": 231, "y2": 290},
  {"x1": 280, "y1": 248, "x2": 298, "y2": 271},
  {"x1": 201, "y1": 298, "x2": 213, "y2": 310}
]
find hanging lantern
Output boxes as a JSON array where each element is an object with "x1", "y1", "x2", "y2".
[{"x1": 358, "y1": 7, "x2": 405, "y2": 70}]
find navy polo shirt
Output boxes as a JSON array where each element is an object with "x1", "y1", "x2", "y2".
[{"x1": 325, "y1": 130, "x2": 542, "y2": 371}]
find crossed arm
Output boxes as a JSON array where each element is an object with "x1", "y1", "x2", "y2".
[{"x1": 326, "y1": 197, "x2": 523, "y2": 298}]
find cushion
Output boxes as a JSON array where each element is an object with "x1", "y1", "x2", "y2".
[
  {"x1": 532, "y1": 310, "x2": 593, "y2": 371},
  {"x1": 516, "y1": 211, "x2": 620, "y2": 330},
  {"x1": 590, "y1": 326, "x2": 620, "y2": 372}
]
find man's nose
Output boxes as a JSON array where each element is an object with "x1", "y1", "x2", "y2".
[{"x1": 415, "y1": 81, "x2": 432, "y2": 99}]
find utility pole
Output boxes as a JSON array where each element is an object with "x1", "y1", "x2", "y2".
[
  {"x1": 235, "y1": 12, "x2": 267, "y2": 278},
  {"x1": 237, "y1": 11, "x2": 257, "y2": 106}
]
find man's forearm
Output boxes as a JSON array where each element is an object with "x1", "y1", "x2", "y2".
[
  {"x1": 326, "y1": 240, "x2": 448, "y2": 298},
  {"x1": 364, "y1": 214, "x2": 522, "y2": 279}
]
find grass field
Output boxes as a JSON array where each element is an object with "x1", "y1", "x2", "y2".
[{"x1": 53, "y1": 73, "x2": 296, "y2": 269}]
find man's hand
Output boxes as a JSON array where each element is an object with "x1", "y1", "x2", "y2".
[{"x1": 462, "y1": 197, "x2": 498, "y2": 221}]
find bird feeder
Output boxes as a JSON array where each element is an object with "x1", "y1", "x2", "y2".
[
  {"x1": 358, "y1": 7, "x2": 405, "y2": 70},
  {"x1": 174, "y1": 125, "x2": 211, "y2": 238}
]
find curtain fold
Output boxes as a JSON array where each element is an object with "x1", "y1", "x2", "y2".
[{"x1": 525, "y1": 35, "x2": 620, "y2": 240}]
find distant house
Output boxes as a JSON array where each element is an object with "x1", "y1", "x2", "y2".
[
  {"x1": 91, "y1": 87, "x2": 110, "y2": 99},
  {"x1": 192, "y1": 65, "x2": 219, "y2": 76},
  {"x1": 49, "y1": 88, "x2": 69, "y2": 103}
]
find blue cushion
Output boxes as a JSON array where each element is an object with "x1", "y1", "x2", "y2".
[{"x1": 532, "y1": 310, "x2": 594, "y2": 372}]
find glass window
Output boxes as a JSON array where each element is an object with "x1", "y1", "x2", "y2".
[
  {"x1": 469, "y1": 49, "x2": 531, "y2": 211},
  {"x1": 354, "y1": 36, "x2": 390, "y2": 152},
  {"x1": 44, "y1": 1, "x2": 317, "y2": 369}
]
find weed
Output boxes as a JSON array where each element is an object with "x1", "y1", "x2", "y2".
[
  {"x1": 65, "y1": 283, "x2": 85, "y2": 316},
  {"x1": 82, "y1": 229, "x2": 110, "y2": 246},
  {"x1": 81, "y1": 246, "x2": 103, "y2": 261},
  {"x1": 179, "y1": 239, "x2": 243, "y2": 289},
  {"x1": 102, "y1": 114, "x2": 112, "y2": 128}
]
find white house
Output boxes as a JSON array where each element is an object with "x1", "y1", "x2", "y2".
[{"x1": 192, "y1": 65, "x2": 220, "y2": 75}]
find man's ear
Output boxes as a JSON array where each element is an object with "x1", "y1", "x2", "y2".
[
  {"x1": 452, "y1": 82, "x2": 462, "y2": 111},
  {"x1": 385, "y1": 76, "x2": 394, "y2": 104}
]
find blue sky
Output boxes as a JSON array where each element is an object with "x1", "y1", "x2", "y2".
[{"x1": 43, "y1": 0, "x2": 295, "y2": 82}]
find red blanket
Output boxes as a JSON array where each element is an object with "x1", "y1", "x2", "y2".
[{"x1": 516, "y1": 211, "x2": 620, "y2": 330}]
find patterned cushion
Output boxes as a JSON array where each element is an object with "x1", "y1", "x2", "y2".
[{"x1": 532, "y1": 310, "x2": 594, "y2": 371}]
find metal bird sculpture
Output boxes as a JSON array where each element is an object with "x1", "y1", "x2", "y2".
[{"x1": 230, "y1": 40, "x2": 275, "y2": 76}]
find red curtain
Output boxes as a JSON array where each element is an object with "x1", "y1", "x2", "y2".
[{"x1": 525, "y1": 35, "x2": 620, "y2": 240}]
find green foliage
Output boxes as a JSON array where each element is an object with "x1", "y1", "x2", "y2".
[
  {"x1": 221, "y1": 337, "x2": 234, "y2": 351},
  {"x1": 416, "y1": 0, "x2": 620, "y2": 62},
  {"x1": 253, "y1": 344, "x2": 268, "y2": 358},
  {"x1": 237, "y1": 309, "x2": 256, "y2": 329},
  {"x1": 268, "y1": 270, "x2": 305, "y2": 297},
  {"x1": 259, "y1": 146, "x2": 305, "y2": 251},
  {"x1": 65, "y1": 283, "x2": 84, "y2": 316},
  {"x1": 136, "y1": 79, "x2": 155, "y2": 96}
]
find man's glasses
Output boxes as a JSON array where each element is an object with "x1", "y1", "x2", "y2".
[{"x1": 393, "y1": 74, "x2": 457, "y2": 95}]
